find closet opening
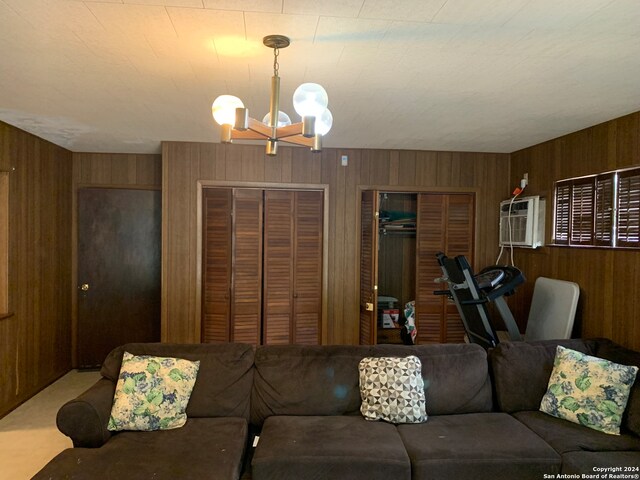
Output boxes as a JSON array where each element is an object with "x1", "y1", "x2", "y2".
[
  {"x1": 377, "y1": 192, "x2": 417, "y2": 344},
  {"x1": 359, "y1": 188, "x2": 476, "y2": 345}
]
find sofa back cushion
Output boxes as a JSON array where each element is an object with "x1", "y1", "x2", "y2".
[
  {"x1": 251, "y1": 343, "x2": 492, "y2": 427},
  {"x1": 595, "y1": 341, "x2": 640, "y2": 436},
  {"x1": 488, "y1": 339, "x2": 599, "y2": 414},
  {"x1": 101, "y1": 343, "x2": 255, "y2": 420},
  {"x1": 373, "y1": 343, "x2": 493, "y2": 415}
]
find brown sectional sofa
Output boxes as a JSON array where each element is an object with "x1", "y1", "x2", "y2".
[{"x1": 33, "y1": 339, "x2": 640, "y2": 480}]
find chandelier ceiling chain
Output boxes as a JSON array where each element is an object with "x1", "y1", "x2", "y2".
[
  {"x1": 273, "y1": 45, "x2": 280, "y2": 77},
  {"x1": 211, "y1": 35, "x2": 333, "y2": 156}
]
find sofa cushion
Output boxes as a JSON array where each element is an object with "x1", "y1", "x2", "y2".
[
  {"x1": 596, "y1": 341, "x2": 640, "y2": 436},
  {"x1": 251, "y1": 415, "x2": 411, "y2": 480},
  {"x1": 539, "y1": 346, "x2": 638, "y2": 435},
  {"x1": 108, "y1": 352, "x2": 200, "y2": 431},
  {"x1": 251, "y1": 345, "x2": 367, "y2": 426},
  {"x1": 359, "y1": 355, "x2": 427, "y2": 424},
  {"x1": 560, "y1": 451, "x2": 640, "y2": 474},
  {"x1": 397, "y1": 412, "x2": 561, "y2": 480},
  {"x1": 513, "y1": 410, "x2": 640, "y2": 454},
  {"x1": 33, "y1": 417, "x2": 249, "y2": 480},
  {"x1": 252, "y1": 343, "x2": 491, "y2": 426},
  {"x1": 101, "y1": 343, "x2": 254, "y2": 420},
  {"x1": 372, "y1": 343, "x2": 493, "y2": 415},
  {"x1": 489, "y1": 339, "x2": 598, "y2": 413}
]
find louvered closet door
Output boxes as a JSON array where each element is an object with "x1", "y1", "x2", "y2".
[
  {"x1": 292, "y1": 191, "x2": 323, "y2": 344},
  {"x1": 201, "y1": 188, "x2": 232, "y2": 343},
  {"x1": 263, "y1": 190, "x2": 323, "y2": 345},
  {"x1": 231, "y1": 189, "x2": 263, "y2": 344},
  {"x1": 416, "y1": 193, "x2": 474, "y2": 343},
  {"x1": 359, "y1": 190, "x2": 378, "y2": 345},
  {"x1": 263, "y1": 190, "x2": 295, "y2": 344}
]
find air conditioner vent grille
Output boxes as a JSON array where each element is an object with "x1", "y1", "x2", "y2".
[{"x1": 499, "y1": 196, "x2": 545, "y2": 248}]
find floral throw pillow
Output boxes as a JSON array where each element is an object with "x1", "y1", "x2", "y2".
[
  {"x1": 108, "y1": 352, "x2": 200, "y2": 432},
  {"x1": 359, "y1": 355, "x2": 427, "y2": 424},
  {"x1": 540, "y1": 346, "x2": 638, "y2": 435}
]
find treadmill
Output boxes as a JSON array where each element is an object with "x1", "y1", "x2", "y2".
[{"x1": 434, "y1": 252, "x2": 524, "y2": 349}]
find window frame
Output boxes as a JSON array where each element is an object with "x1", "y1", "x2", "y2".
[
  {"x1": 552, "y1": 166, "x2": 640, "y2": 249},
  {"x1": 617, "y1": 169, "x2": 640, "y2": 247}
]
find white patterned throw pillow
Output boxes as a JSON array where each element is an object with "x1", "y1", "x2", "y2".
[
  {"x1": 540, "y1": 346, "x2": 638, "y2": 435},
  {"x1": 108, "y1": 352, "x2": 200, "y2": 431},
  {"x1": 359, "y1": 355, "x2": 427, "y2": 424}
]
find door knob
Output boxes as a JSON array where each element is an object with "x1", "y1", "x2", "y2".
[
  {"x1": 79, "y1": 283, "x2": 90, "y2": 291},
  {"x1": 365, "y1": 302, "x2": 374, "y2": 311}
]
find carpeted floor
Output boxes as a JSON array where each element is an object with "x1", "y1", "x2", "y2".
[{"x1": 0, "y1": 370, "x2": 102, "y2": 480}]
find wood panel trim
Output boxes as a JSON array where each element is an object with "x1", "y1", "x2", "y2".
[
  {"x1": 194, "y1": 180, "x2": 203, "y2": 342},
  {"x1": 0, "y1": 172, "x2": 8, "y2": 313},
  {"x1": 159, "y1": 145, "x2": 172, "y2": 344},
  {"x1": 321, "y1": 186, "x2": 329, "y2": 344},
  {"x1": 198, "y1": 180, "x2": 327, "y2": 191},
  {"x1": 361, "y1": 185, "x2": 480, "y2": 194},
  {"x1": 75, "y1": 183, "x2": 160, "y2": 191}
]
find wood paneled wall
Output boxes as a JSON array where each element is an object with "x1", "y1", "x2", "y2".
[
  {"x1": 0, "y1": 121, "x2": 72, "y2": 418},
  {"x1": 162, "y1": 142, "x2": 511, "y2": 344},
  {"x1": 71, "y1": 152, "x2": 161, "y2": 366},
  {"x1": 73, "y1": 153, "x2": 162, "y2": 187},
  {"x1": 509, "y1": 111, "x2": 640, "y2": 350}
]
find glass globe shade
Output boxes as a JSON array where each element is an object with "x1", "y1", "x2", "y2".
[
  {"x1": 262, "y1": 110, "x2": 292, "y2": 127},
  {"x1": 315, "y1": 108, "x2": 333, "y2": 135},
  {"x1": 292, "y1": 83, "x2": 328, "y2": 118},
  {"x1": 212, "y1": 95, "x2": 244, "y2": 126}
]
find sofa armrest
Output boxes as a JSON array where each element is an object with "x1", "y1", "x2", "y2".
[{"x1": 56, "y1": 377, "x2": 115, "y2": 448}]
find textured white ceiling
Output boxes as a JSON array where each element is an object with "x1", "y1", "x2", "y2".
[{"x1": 0, "y1": 0, "x2": 639, "y2": 154}]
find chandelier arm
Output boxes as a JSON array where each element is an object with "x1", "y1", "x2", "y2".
[
  {"x1": 230, "y1": 130, "x2": 268, "y2": 141},
  {"x1": 246, "y1": 117, "x2": 273, "y2": 137},
  {"x1": 277, "y1": 135, "x2": 315, "y2": 148},
  {"x1": 274, "y1": 122, "x2": 304, "y2": 139}
]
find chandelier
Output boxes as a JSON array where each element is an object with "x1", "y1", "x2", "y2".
[{"x1": 211, "y1": 35, "x2": 332, "y2": 156}]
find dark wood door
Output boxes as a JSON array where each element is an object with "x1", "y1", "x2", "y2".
[
  {"x1": 77, "y1": 188, "x2": 161, "y2": 368},
  {"x1": 415, "y1": 193, "x2": 474, "y2": 343},
  {"x1": 359, "y1": 190, "x2": 378, "y2": 345}
]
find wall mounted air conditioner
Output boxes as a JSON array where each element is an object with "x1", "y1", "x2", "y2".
[{"x1": 499, "y1": 195, "x2": 545, "y2": 248}]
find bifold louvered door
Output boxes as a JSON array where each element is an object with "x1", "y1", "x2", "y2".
[
  {"x1": 415, "y1": 193, "x2": 475, "y2": 344},
  {"x1": 231, "y1": 189, "x2": 264, "y2": 344},
  {"x1": 359, "y1": 190, "x2": 378, "y2": 345},
  {"x1": 263, "y1": 190, "x2": 323, "y2": 345},
  {"x1": 201, "y1": 187, "x2": 323, "y2": 345},
  {"x1": 201, "y1": 188, "x2": 233, "y2": 343},
  {"x1": 201, "y1": 188, "x2": 262, "y2": 344}
]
